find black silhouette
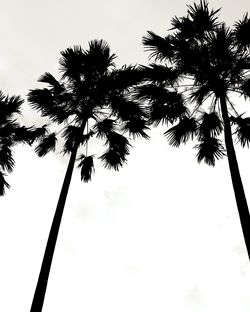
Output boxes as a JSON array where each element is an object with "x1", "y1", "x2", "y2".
[
  {"x1": 138, "y1": 1, "x2": 250, "y2": 259},
  {"x1": 28, "y1": 40, "x2": 148, "y2": 311},
  {"x1": 0, "y1": 91, "x2": 46, "y2": 195}
]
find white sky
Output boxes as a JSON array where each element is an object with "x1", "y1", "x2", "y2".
[{"x1": 0, "y1": 0, "x2": 250, "y2": 311}]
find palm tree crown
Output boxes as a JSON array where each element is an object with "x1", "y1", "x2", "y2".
[
  {"x1": 28, "y1": 40, "x2": 148, "y2": 179},
  {"x1": 138, "y1": 0, "x2": 250, "y2": 260}
]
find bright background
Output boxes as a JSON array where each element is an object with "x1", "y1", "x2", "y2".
[{"x1": 0, "y1": 0, "x2": 250, "y2": 311}]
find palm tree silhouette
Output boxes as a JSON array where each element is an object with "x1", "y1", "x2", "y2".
[
  {"x1": 138, "y1": 1, "x2": 250, "y2": 260},
  {"x1": 0, "y1": 91, "x2": 45, "y2": 195},
  {"x1": 28, "y1": 39, "x2": 148, "y2": 311}
]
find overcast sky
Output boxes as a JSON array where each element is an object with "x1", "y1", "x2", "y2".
[{"x1": 1, "y1": 0, "x2": 250, "y2": 311}]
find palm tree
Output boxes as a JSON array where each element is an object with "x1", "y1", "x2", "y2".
[
  {"x1": 138, "y1": 1, "x2": 250, "y2": 260},
  {"x1": 28, "y1": 39, "x2": 148, "y2": 311},
  {"x1": 0, "y1": 91, "x2": 45, "y2": 195}
]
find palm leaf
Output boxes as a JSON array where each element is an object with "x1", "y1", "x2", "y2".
[
  {"x1": 164, "y1": 117, "x2": 197, "y2": 147},
  {"x1": 0, "y1": 171, "x2": 10, "y2": 196},
  {"x1": 94, "y1": 119, "x2": 116, "y2": 139},
  {"x1": 99, "y1": 149, "x2": 126, "y2": 171},
  {"x1": 38, "y1": 72, "x2": 64, "y2": 93},
  {"x1": 77, "y1": 155, "x2": 94, "y2": 182},
  {"x1": 106, "y1": 132, "x2": 131, "y2": 157},
  {"x1": 62, "y1": 126, "x2": 82, "y2": 153},
  {"x1": 149, "y1": 91, "x2": 187, "y2": 125},
  {"x1": 59, "y1": 46, "x2": 84, "y2": 81},
  {"x1": 141, "y1": 64, "x2": 179, "y2": 84},
  {"x1": 187, "y1": 0, "x2": 220, "y2": 34},
  {"x1": 195, "y1": 137, "x2": 225, "y2": 166},
  {"x1": 198, "y1": 112, "x2": 223, "y2": 138},
  {"x1": 142, "y1": 31, "x2": 173, "y2": 61},
  {"x1": 0, "y1": 144, "x2": 15, "y2": 172},
  {"x1": 234, "y1": 13, "x2": 250, "y2": 48},
  {"x1": 122, "y1": 118, "x2": 150, "y2": 139},
  {"x1": 35, "y1": 133, "x2": 57, "y2": 157},
  {"x1": 231, "y1": 116, "x2": 250, "y2": 147}
]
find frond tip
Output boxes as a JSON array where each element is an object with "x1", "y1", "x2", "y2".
[{"x1": 77, "y1": 155, "x2": 95, "y2": 182}]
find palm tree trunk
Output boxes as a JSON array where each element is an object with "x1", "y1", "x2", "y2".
[
  {"x1": 30, "y1": 122, "x2": 86, "y2": 312},
  {"x1": 220, "y1": 95, "x2": 250, "y2": 260}
]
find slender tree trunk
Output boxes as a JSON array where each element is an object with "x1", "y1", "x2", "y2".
[
  {"x1": 30, "y1": 122, "x2": 86, "y2": 312},
  {"x1": 220, "y1": 95, "x2": 250, "y2": 260}
]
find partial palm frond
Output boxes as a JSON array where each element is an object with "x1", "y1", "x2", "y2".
[
  {"x1": 189, "y1": 85, "x2": 211, "y2": 106},
  {"x1": 195, "y1": 136, "x2": 225, "y2": 166},
  {"x1": 0, "y1": 92, "x2": 23, "y2": 117},
  {"x1": 234, "y1": 13, "x2": 250, "y2": 48},
  {"x1": 35, "y1": 133, "x2": 57, "y2": 157},
  {"x1": 149, "y1": 91, "x2": 187, "y2": 125},
  {"x1": 164, "y1": 117, "x2": 197, "y2": 147},
  {"x1": 28, "y1": 89, "x2": 70, "y2": 123},
  {"x1": 122, "y1": 118, "x2": 150, "y2": 139},
  {"x1": 240, "y1": 78, "x2": 250, "y2": 97},
  {"x1": 109, "y1": 65, "x2": 145, "y2": 90},
  {"x1": 142, "y1": 31, "x2": 173, "y2": 61},
  {"x1": 0, "y1": 171, "x2": 10, "y2": 196},
  {"x1": 198, "y1": 112, "x2": 223, "y2": 138},
  {"x1": 94, "y1": 119, "x2": 116, "y2": 139},
  {"x1": 38, "y1": 72, "x2": 64, "y2": 93},
  {"x1": 82, "y1": 40, "x2": 116, "y2": 77},
  {"x1": 134, "y1": 84, "x2": 169, "y2": 102},
  {"x1": 0, "y1": 144, "x2": 15, "y2": 172},
  {"x1": 77, "y1": 155, "x2": 95, "y2": 182},
  {"x1": 59, "y1": 46, "x2": 84, "y2": 81},
  {"x1": 231, "y1": 116, "x2": 250, "y2": 147},
  {"x1": 106, "y1": 132, "x2": 131, "y2": 157},
  {"x1": 112, "y1": 97, "x2": 147, "y2": 121},
  {"x1": 62, "y1": 125, "x2": 82, "y2": 153},
  {"x1": 141, "y1": 64, "x2": 179, "y2": 84},
  {"x1": 187, "y1": 0, "x2": 220, "y2": 34},
  {"x1": 99, "y1": 149, "x2": 126, "y2": 171}
]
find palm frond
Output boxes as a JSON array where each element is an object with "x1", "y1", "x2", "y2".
[
  {"x1": 198, "y1": 112, "x2": 223, "y2": 138},
  {"x1": 59, "y1": 45, "x2": 84, "y2": 81},
  {"x1": 0, "y1": 92, "x2": 23, "y2": 117},
  {"x1": 77, "y1": 155, "x2": 95, "y2": 182},
  {"x1": 195, "y1": 137, "x2": 225, "y2": 166},
  {"x1": 149, "y1": 91, "x2": 187, "y2": 125},
  {"x1": 38, "y1": 72, "x2": 64, "y2": 93},
  {"x1": 81, "y1": 40, "x2": 116, "y2": 78},
  {"x1": 234, "y1": 13, "x2": 250, "y2": 48},
  {"x1": 35, "y1": 133, "x2": 57, "y2": 157},
  {"x1": 62, "y1": 125, "x2": 82, "y2": 153},
  {"x1": 240, "y1": 78, "x2": 250, "y2": 97},
  {"x1": 99, "y1": 149, "x2": 126, "y2": 171},
  {"x1": 231, "y1": 116, "x2": 250, "y2": 147},
  {"x1": 106, "y1": 132, "x2": 131, "y2": 157},
  {"x1": 28, "y1": 88, "x2": 70, "y2": 123},
  {"x1": 142, "y1": 31, "x2": 173, "y2": 61},
  {"x1": 164, "y1": 117, "x2": 197, "y2": 147},
  {"x1": 112, "y1": 97, "x2": 147, "y2": 121},
  {"x1": 0, "y1": 171, "x2": 10, "y2": 196},
  {"x1": 108, "y1": 65, "x2": 145, "y2": 90},
  {"x1": 187, "y1": 0, "x2": 220, "y2": 33},
  {"x1": 94, "y1": 119, "x2": 116, "y2": 139},
  {"x1": 122, "y1": 118, "x2": 150, "y2": 139},
  {"x1": 140, "y1": 64, "x2": 179, "y2": 84},
  {"x1": 0, "y1": 144, "x2": 15, "y2": 172}
]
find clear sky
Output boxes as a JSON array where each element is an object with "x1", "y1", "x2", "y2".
[{"x1": 0, "y1": 0, "x2": 250, "y2": 311}]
